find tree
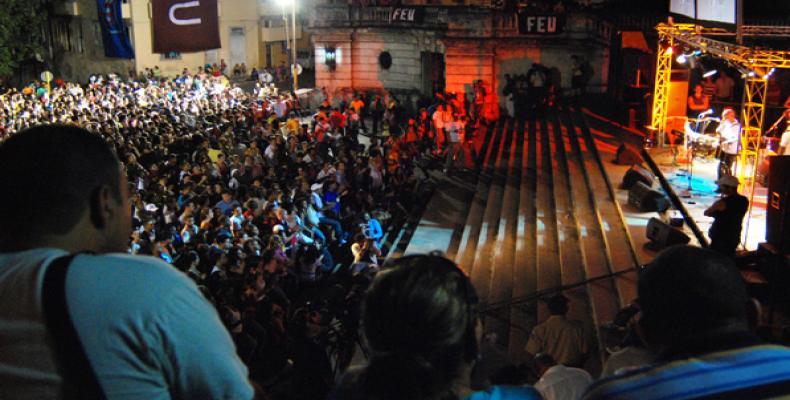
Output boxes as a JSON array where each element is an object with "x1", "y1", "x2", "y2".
[{"x1": 0, "y1": 0, "x2": 50, "y2": 79}]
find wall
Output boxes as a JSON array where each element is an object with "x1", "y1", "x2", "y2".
[
  {"x1": 314, "y1": 29, "x2": 442, "y2": 95},
  {"x1": 53, "y1": 0, "x2": 133, "y2": 83}
]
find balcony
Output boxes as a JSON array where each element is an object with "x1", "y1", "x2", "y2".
[
  {"x1": 308, "y1": 5, "x2": 612, "y2": 44},
  {"x1": 308, "y1": 5, "x2": 448, "y2": 30}
]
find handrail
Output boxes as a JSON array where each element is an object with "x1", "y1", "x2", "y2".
[
  {"x1": 641, "y1": 149, "x2": 710, "y2": 247},
  {"x1": 482, "y1": 267, "x2": 638, "y2": 313},
  {"x1": 573, "y1": 106, "x2": 643, "y2": 270}
]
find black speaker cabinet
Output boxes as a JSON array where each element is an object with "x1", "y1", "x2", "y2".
[
  {"x1": 767, "y1": 156, "x2": 790, "y2": 253},
  {"x1": 615, "y1": 143, "x2": 644, "y2": 166},
  {"x1": 628, "y1": 181, "x2": 670, "y2": 213},
  {"x1": 621, "y1": 164, "x2": 655, "y2": 190},
  {"x1": 646, "y1": 217, "x2": 691, "y2": 249}
]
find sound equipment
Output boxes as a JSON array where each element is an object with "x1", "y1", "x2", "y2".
[
  {"x1": 615, "y1": 143, "x2": 643, "y2": 165},
  {"x1": 628, "y1": 182, "x2": 671, "y2": 212},
  {"x1": 766, "y1": 156, "x2": 790, "y2": 253},
  {"x1": 646, "y1": 217, "x2": 691, "y2": 249},
  {"x1": 621, "y1": 164, "x2": 655, "y2": 190}
]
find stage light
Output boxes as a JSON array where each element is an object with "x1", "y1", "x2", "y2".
[
  {"x1": 666, "y1": 47, "x2": 674, "y2": 55},
  {"x1": 702, "y1": 69, "x2": 718, "y2": 78},
  {"x1": 676, "y1": 54, "x2": 687, "y2": 64}
]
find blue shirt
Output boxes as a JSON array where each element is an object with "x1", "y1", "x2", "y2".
[
  {"x1": 584, "y1": 334, "x2": 790, "y2": 400},
  {"x1": 466, "y1": 385, "x2": 543, "y2": 400},
  {"x1": 0, "y1": 249, "x2": 253, "y2": 399}
]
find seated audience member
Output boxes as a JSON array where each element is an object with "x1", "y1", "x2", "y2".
[
  {"x1": 533, "y1": 353, "x2": 593, "y2": 400},
  {"x1": 330, "y1": 254, "x2": 541, "y2": 400},
  {"x1": 525, "y1": 294, "x2": 590, "y2": 368},
  {"x1": 584, "y1": 245, "x2": 790, "y2": 400},
  {"x1": 0, "y1": 125, "x2": 254, "y2": 399}
]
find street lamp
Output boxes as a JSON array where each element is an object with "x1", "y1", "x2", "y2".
[{"x1": 277, "y1": 0, "x2": 298, "y2": 92}]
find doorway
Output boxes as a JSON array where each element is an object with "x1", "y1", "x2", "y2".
[
  {"x1": 229, "y1": 27, "x2": 246, "y2": 70},
  {"x1": 421, "y1": 52, "x2": 445, "y2": 96}
]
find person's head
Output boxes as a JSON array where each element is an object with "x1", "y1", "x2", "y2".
[
  {"x1": 546, "y1": 294, "x2": 569, "y2": 316},
  {"x1": 716, "y1": 175, "x2": 740, "y2": 196},
  {"x1": 637, "y1": 245, "x2": 751, "y2": 351},
  {"x1": 360, "y1": 254, "x2": 479, "y2": 399},
  {"x1": 693, "y1": 84, "x2": 703, "y2": 95},
  {"x1": 533, "y1": 353, "x2": 557, "y2": 377},
  {"x1": 0, "y1": 125, "x2": 130, "y2": 252},
  {"x1": 723, "y1": 108, "x2": 736, "y2": 122}
]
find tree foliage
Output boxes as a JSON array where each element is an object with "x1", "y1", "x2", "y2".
[{"x1": 0, "y1": 0, "x2": 50, "y2": 78}]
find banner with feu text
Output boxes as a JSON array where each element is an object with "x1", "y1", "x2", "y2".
[
  {"x1": 152, "y1": 0, "x2": 220, "y2": 53},
  {"x1": 97, "y1": 0, "x2": 134, "y2": 58}
]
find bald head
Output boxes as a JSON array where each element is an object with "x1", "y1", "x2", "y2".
[{"x1": 0, "y1": 125, "x2": 126, "y2": 251}]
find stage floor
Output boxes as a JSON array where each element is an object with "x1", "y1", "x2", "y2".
[{"x1": 641, "y1": 147, "x2": 768, "y2": 251}]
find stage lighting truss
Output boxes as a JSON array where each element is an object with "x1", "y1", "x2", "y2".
[{"x1": 650, "y1": 21, "x2": 790, "y2": 248}]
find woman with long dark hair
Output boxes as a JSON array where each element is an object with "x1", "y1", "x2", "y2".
[{"x1": 330, "y1": 254, "x2": 541, "y2": 400}]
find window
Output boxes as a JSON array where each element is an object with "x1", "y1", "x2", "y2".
[
  {"x1": 76, "y1": 22, "x2": 85, "y2": 53},
  {"x1": 50, "y1": 18, "x2": 73, "y2": 52},
  {"x1": 93, "y1": 21, "x2": 101, "y2": 47},
  {"x1": 161, "y1": 51, "x2": 181, "y2": 60}
]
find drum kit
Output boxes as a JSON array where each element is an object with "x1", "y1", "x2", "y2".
[{"x1": 684, "y1": 117, "x2": 720, "y2": 160}]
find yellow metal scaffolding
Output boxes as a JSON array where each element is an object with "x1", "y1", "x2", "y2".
[{"x1": 650, "y1": 21, "x2": 790, "y2": 248}]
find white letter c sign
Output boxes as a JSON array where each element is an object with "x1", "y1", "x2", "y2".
[{"x1": 169, "y1": 1, "x2": 201, "y2": 26}]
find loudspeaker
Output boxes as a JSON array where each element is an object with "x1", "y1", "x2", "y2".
[
  {"x1": 615, "y1": 143, "x2": 644, "y2": 165},
  {"x1": 621, "y1": 164, "x2": 655, "y2": 190},
  {"x1": 767, "y1": 156, "x2": 790, "y2": 253},
  {"x1": 628, "y1": 181, "x2": 670, "y2": 212},
  {"x1": 646, "y1": 217, "x2": 691, "y2": 249}
]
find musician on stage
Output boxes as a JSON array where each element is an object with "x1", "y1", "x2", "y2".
[{"x1": 715, "y1": 108, "x2": 740, "y2": 179}]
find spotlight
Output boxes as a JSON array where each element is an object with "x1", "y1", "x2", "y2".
[
  {"x1": 676, "y1": 54, "x2": 687, "y2": 64},
  {"x1": 702, "y1": 69, "x2": 718, "y2": 78},
  {"x1": 665, "y1": 47, "x2": 674, "y2": 55}
]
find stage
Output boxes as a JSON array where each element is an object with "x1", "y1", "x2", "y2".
[{"x1": 643, "y1": 147, "x2": 768, "y2": 251}]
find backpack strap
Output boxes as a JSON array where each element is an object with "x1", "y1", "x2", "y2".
[{"x1": 42, "y1": 254, "x2": 106, "y2": 400}]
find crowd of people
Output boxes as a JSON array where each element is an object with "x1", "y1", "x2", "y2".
[
  {"x1": 0, "y1": 66, "x2": 497, "y2": 398},
  {"x1": 2, "y1": 64, "x2": 789, "y2": 400}
]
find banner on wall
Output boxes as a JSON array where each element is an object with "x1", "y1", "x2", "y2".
[
  {"x1": 517, "y1": 14, "x2": 565, "y2": 35},
  {"x1": 97, "y1": 0, "x2": 134, "y2": 58},
  {"x1": 152, "y1": 0, "x2": 221, "y2": 53},
  {"x1": 389, "y1": 7, "x2": 426, "y2": 24}
]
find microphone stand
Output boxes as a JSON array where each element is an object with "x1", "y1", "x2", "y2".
[{"x1": 766, "y1": 113, "x2": 785, "y2": 137}]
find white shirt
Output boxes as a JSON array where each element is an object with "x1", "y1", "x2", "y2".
[
  {"x1": 716, "y1": 119, "x2": 741, "y2": 155},
  {"x1": 780, "y1": 128, "x2": 790, "y2": 155},
  {"x1": 0, "y1": 249, "x2": 253, "y2": 399},
  {"x1": 534, "y1": 364, "x2": 593, "y2": 400}
]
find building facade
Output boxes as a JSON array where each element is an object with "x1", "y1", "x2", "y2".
[
  {"x1": 47, "y1": 0, "x2": 134, "y2": 83},
  {"x1": 46, "y1": 0, "x2": 314, "y2": 81},
  {"x1": 307, "y1": 0, "x2": 613, "y2": 109}
]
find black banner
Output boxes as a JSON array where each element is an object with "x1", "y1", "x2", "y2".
[
  {"x1": 518, "y1": 14, "x2": 565, "y2": 35},
  {"x1": 152, "y1": 0, "x2": 221, "y2": 53}
]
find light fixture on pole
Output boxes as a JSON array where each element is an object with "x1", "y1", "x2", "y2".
[{"x1": 276, "y1": 0, "x2": 299, "y2": 92}]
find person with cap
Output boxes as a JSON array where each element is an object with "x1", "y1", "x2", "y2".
[
  {"x1": 704, "y1": 174, "x2": 748, "y2": 257},
  {"x1": 525, "y1": 294, "x2": 590, "y2": 368},
  {"x1": 715, "y1": 108, "x2": 741, "y2": 179},
  {"x1": 584, "y1": 245, "x2": 790, "y2": 400}
]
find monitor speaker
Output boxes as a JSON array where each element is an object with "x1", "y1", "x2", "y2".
[
  {"x1": 628, "y1": 181, "x2": 670, "y2": 212},
  {"x1": 646, "y1": 217, "x2": 691, "y2": 249},
  {"x1": 615, "y1": 143, "x2": 644, "y2": 165},
  {"x1": 621, "y1": 164, "x2": 655, "y2": 190}
]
